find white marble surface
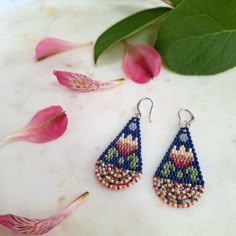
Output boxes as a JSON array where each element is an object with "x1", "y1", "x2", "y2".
[{"x1": 0, "y1": 0, "x2": 236, "y2": 235}]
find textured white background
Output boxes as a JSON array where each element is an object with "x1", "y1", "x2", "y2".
[{"x1": 0, "y1": 1, "x2": 236, "y2": 236}]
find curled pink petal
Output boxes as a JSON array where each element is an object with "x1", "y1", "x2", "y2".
[
  {"x1": 0, "y1": 192, "x2": 89, "y2": 235},
  {"x1": 0, "y1": 106, "x2": 68, "y2": 143},
  {"x1": 124, "y1": 42, "x2": 162, "y2": 84},
  {"x1": 35, "y1": 37, "x2": 92, "y2": 60},
  {"x1": 54, "y1": 70, "x2": 125, "y2": 92}
]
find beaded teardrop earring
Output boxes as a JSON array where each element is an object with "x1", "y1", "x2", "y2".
[
  {"x1": 153, "y1": 109, "x2": 205, "y2": 208},
  {"x1": 95, "y1": 98, "x2": 153, "y2": 190}
]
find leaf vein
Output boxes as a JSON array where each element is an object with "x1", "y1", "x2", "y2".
[
  {"x1": 200, "y1": 32, "x2": 232, "y2": 73},
  {"x1": 183, "y1": 36, "x2": 216, "y2": 69}
]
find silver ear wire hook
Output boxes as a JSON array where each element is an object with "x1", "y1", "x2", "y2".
[
  {"x1": 178, "y1": 109, "x2": 194, "y2": 128},
  {"x1": 136, "y1": 98, "x2": 154, "y2": 123}
]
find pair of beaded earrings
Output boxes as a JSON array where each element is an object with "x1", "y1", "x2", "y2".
[{"x1": 95, "y1": 98, "x2": 205, "y2": 208}]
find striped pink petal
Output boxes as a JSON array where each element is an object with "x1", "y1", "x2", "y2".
[
  {"x1": 0, "y1": 106, "x2": 68, "y2": 143},
  {"x1": 54, "y1": 70, "x2": 125, "y2": 92},
  {"x1": 124, "y1": 42, "x2": 162, "y2": 84},
  {"x1": 0, "y1": 192, "x2": 89, "y2": 235},
  {"x1": 35, "y1": 37, "x2": 92, "y2": 60}
]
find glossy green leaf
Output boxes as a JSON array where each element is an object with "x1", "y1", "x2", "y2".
[
  {"x1": 94, "y1": 7, "x2": 171, "y2": 64},
  {"x1": 156, "y1": 0, "x2": 236, "y2": 75}
]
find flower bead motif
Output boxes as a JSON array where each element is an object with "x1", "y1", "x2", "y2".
[
  {"x1": 169, "y1": 145, "x2": 194, "y2": 169},
  {"x1": 95, "y1": 117, "x2": 142, "y2": 190},
  {"x1": 115, "y1": 134, "x2": 138, "y2": 155},
  {"x1": 153, "y1": 127, "x2": 205, "y2": 208}
]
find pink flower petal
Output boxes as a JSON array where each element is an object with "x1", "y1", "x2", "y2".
[
  {"x1": 0, "y1": 192, "x2": 89, "y2": 235},
  {"x1": 0, "y1": 106, "x2": 68, "y2": 143},
  {"x1": 54, "y1": 70, "x2": 125, "y2": 92},
  {"x1": 35, "y1": 37, "x2": 92, "y2": 60},
  {"x1": 123, "y1": 42, "x2": 162, "y2": 84}
]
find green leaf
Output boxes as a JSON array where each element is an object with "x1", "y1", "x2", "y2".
[
  {"x1": 156, "y1": 0, "x2": 236, "y2": 75},
  {"x1": 169, "y1": 0, "x2": 185, "y2": 6},
  {"x1": 94, "y1": 7, "x2": 172, "y2": 64}
]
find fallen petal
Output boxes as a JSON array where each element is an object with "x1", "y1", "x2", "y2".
[
  {"x1": 36, "y1": 37, "x2": 92, "y2": 60},
  {"x1": 0, "y1": 192, "x2": 89, "y2": 235},
  {"x1": 54, "y1": 70, "x2": 125, "y2": 92},
  {"x1": 0, "y1": 106, "x2": 68, "y2": 143},
  {"x1": 124, "y1": 42, "x2": 162, "y2": 84}
]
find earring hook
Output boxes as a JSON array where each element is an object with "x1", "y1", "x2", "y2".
[
  {"x1": 136, "y1": 98, "x2": 154, "y2": 123},
  {"x1": 178, "y1": 109, "x2": 194, "y2": 128}
]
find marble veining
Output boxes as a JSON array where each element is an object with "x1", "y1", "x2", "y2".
[{"x1": 0, "y1": 1, "x2": 236, "y2": 236}]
